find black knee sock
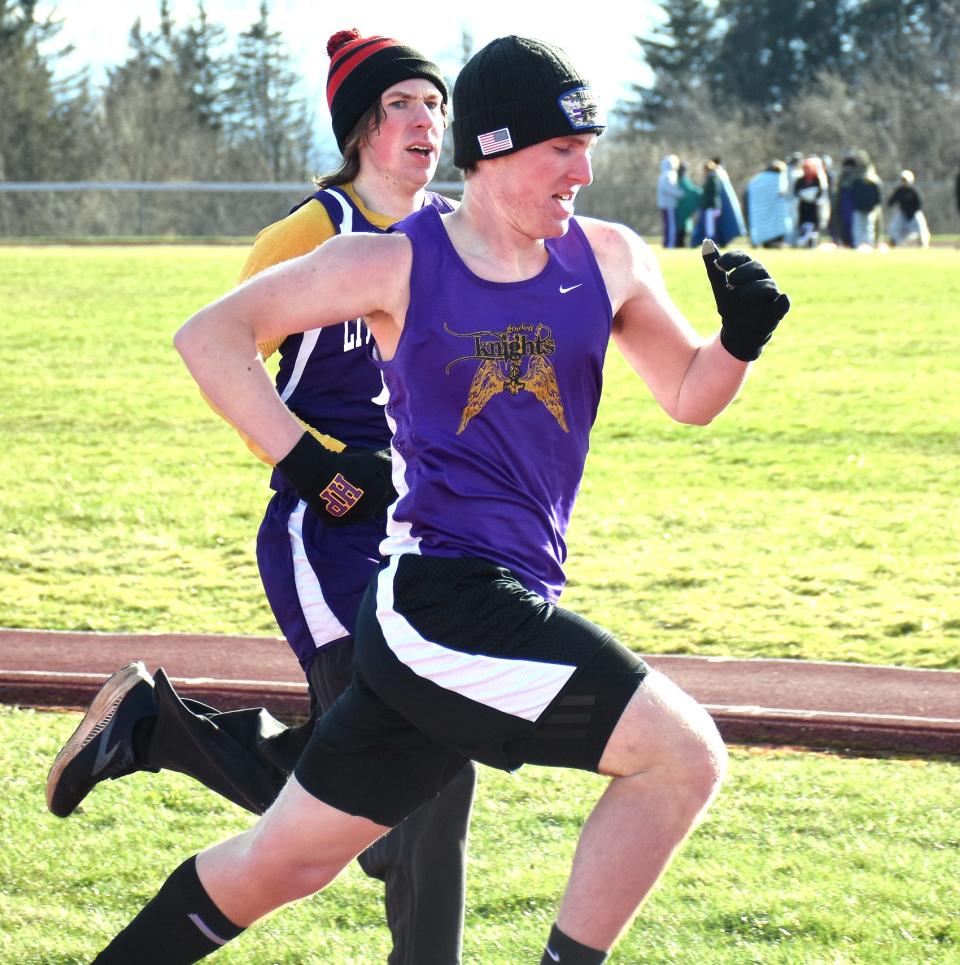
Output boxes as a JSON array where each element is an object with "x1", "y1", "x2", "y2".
[
  {"x1": 92, "y1": 855, "x2": 245, "y2": 964},
  {"x1": 540, "y1": 923, "x2": 609, "y2": 964}
]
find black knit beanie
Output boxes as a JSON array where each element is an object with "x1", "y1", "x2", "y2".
[
  {"x1": 452, "y1": 35, "x2": 605, "y2": 168},
  {"x1": 326, "y1": 29, "x2": 448, "y2": 153}
]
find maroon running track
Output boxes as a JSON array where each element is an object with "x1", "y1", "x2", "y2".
[{"x1": 1, "y1": 628, "x2": 958, "y2": 756}]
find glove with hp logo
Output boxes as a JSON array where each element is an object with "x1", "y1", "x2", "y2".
[{"x1": 276, "y1": 433, "x2": 396, "y2": 527}]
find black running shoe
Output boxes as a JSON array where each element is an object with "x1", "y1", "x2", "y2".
[{"x1": 46, "y1": 661, "x2": 156, "y2": 817}]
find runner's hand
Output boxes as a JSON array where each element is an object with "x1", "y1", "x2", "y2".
[
  {"x1": 276, "y1": 433, "x2": 396, "y2": 527},
  {"x1": 702, "y1": 239, "x2": 790, "y2": 361}
]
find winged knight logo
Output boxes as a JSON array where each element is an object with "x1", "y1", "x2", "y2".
[{"x1": 444, "y1": 322, "x2": 569, "y2": 435}]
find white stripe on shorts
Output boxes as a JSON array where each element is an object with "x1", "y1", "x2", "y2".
[
  {"x1": 288, "y1": 500, "x2": 349, "y2": 649},
  {"x1": 375, "y1": 556, "x2": 576, "y2": 722}
]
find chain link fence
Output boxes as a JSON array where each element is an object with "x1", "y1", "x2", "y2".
[{"x1": 0, "y1": 179, "x2": 956, "y2": 240}]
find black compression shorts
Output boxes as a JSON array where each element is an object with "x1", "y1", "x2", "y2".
[{"x1": 294, "y1": 555, "x2": 648, "y2": 826}]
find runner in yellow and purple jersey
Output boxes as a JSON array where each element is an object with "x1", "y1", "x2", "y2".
[{"x1": 47, "y1": 28, "x2": 475, "y2": 965}]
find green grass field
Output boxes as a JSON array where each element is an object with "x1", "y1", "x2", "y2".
[
  {"x1": 0, "y1": 245, "x2": 958, "y2": 962},
  {"x1": 2, "y1": 706, "x2": 958, "y2": 964},
  {"x1": 1, "y1": 244, "x2": 957, "y2": 666}
]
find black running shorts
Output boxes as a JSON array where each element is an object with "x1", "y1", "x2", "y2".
[{"x1": 294, "y1": 555, "x2": 648, "y2": 826}]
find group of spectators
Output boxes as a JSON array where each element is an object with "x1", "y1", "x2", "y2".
[
  {"x1": 657, "y1": 155, "x2": 746, "y2": 250},
  {"x1": 657, "y1": 149, "x2": 938, "y2": 250}
]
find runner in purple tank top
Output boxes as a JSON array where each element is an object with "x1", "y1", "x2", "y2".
[
  {"x1": 88, "y1": 35, "x2": 791, "y2": 964},
  {"x1": 378, "y1": 204, "x2": 610, "y2": 601}
]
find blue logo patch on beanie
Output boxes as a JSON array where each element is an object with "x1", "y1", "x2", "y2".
[{"x1": 558, "y1": 87, "x2": 604, "y2": 131}]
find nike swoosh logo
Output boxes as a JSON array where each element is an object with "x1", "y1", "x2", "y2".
[
  {"x1": 559, "y1": 284, "x2": 582, "y2": 294},
  {"x1": 92, "y1": 712, "x2": 121, "y2": 776},
  {"x1": 545, "y1": 947, "x2": 561, "y2": 962}
]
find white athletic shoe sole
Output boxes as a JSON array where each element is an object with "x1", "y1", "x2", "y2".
[{"x1": 45, "y1": 661, "x2": 153, "y2": 815}]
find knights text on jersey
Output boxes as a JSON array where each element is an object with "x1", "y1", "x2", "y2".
[{"x1": 377, "y1": 205, "x2": 613, "y2": 602}]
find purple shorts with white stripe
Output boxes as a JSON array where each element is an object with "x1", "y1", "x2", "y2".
[
  {"x1": 293, "y1": 555, "x2": 647, "y2": 826},
  {"x1": 256, "y1": 488, "x2": 385, "y2": 672}
]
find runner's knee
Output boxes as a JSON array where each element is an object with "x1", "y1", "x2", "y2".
[
  {"x1": 599, "y1": 669, "x2": 727, "y2": 795},
  {"x1": 676, "y1": 712, "x2": 727, "y2": 805},
  {"x1": 235, "y1": 781, "x2": 384, "y2": 902},
  {"x1": 218, "y1": 822, "x2": 336, "y2": 902}
]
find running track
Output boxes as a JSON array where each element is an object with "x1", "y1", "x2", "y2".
[{"x1": 1, "y1": 628, "x2": 958, "y2": 756}]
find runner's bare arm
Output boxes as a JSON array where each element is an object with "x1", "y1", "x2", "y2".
[
  {"x1": 581, "y1": 219, "x2": 748, "y2": 425},
  {"x1": 174, "y1": 232, "x2": 411, "y2": 463},
  {"x1": 199, "y1": 203, "x2": 347, "y2": 464}
]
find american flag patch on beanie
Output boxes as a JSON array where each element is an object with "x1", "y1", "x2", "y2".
[{"x1": 477, "y1": 127, "x2": 513, "y2": 155}]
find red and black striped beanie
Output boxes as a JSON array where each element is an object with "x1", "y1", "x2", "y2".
[{"x1": 326, "y1": 29, "x2": 448, "y2": 152}]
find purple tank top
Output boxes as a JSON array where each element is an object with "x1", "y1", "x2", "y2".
[
  {"x1": 269, "y1": 186, "x2": 453, "y2": 491},
  {"x1": 377, "y1": 205, "x2": 613, "y2": 602}
]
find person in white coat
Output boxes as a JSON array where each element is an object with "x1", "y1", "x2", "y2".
[
  {"x1": 745, "y1": 160, "x2": 793, "y2": 248},
  {"x1": 657, "y1": 154, "x2": 686, "y2": 248}
]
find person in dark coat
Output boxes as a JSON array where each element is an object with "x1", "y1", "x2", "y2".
[{"x1": 887, "y1": 170, "x2": 930, "y2": 247}]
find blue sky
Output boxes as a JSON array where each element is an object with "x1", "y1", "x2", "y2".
[{"x1": 47, "y1": 0, "x2": 660, "y2": 129}]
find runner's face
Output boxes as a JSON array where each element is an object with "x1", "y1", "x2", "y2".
[
  {"x1": 488, "y1": 134, "x2": 596, "y2": 238},
  {"x1": 361, "y1": 79, "x2": 445, "y2": 189}
]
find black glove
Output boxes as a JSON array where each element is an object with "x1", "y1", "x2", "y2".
[
  {"x1": 702, "y1": 239, "x2": 790, "y2": 361},
  {"x1": 276, "y1": 433, "x2": 396, "y2": 527}
]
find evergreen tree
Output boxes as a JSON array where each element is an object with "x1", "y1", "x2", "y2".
[
  {"x1": 849, "y1": 0, "x2": 960, "y2": 87},
  {"x1": 0, "y1": 0, "x2": 97, "y2": 179},
  {"x1": 101, "y1": 1, "x2": 229, "y2": 176},
  {"x1": 104, "y1": 15, "x2": 167, "y2": 102},
  {"x1": 170, "y1": 1, "x2": 229, "y2": 131},
  {"x1": 100, "y1": 11, "x2": 209, "y2": 181},
  {"x1": 624, "y1": 0, "x2": 959, "y2": 126},
  {"x1": 223, "y1": 1, "x2": 312, "y2": 180},
  {"x1": 711, "y1": 0, "x2": 851, "y2": 114},
  {"x1": 618, "y1": 0, "x2": 718, "y2": 132}
]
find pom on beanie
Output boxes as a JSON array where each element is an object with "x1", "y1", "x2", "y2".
[{"x1": 326, "y1": 29, "x2": 447, "y2": 152}]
